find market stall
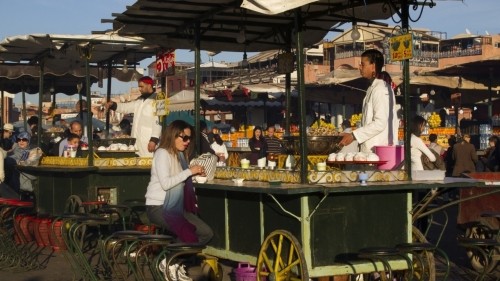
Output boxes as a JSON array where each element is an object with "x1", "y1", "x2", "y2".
[{"x1": 8, "y1": 0, "x2": 500, "y2": 280}]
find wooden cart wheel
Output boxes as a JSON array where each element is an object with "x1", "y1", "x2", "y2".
[
  {"x1": 464, "y1": 223, "x2": 499, "y2": 274},
  {"x1": 256, "y1": 230, "x2": 308, "y2": 281},
  {"x1": 411, "y1": 226, "x2": 436, "y2": 281}
]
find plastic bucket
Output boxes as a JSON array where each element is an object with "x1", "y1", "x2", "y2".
[
  {"x1": 374, "y1": 145, "x2": 404, "y2": 170},
  {"x1": 233, "y1": 263, "x2": 265, "y2": 281}
]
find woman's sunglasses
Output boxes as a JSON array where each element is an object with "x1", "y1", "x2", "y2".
[
  {"x1": 178, "y1": 135, "x2": 192, "y2": 142},
  {"x1": 17, "y1": 138, "x2": 29, "y2": 142}
]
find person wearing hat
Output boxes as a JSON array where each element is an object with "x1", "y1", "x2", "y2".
[
  {"x1": 105, "y1": 76, "x2": 162, "y2": 157},
  {"x1": 418, "y1": 93, "x2": 435, "y2": 120},
  {"x1": 1, "y1": 123, "x2": 15, "y2": 152},
  {"x1": 4, "y1": 131, "x2": 32, "y2": 195}
]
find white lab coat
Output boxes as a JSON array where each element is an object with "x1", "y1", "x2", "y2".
[
  {"x1": 115, "y1": 94, "x2": 162, "y2": 157},
  {"x1": 353, "y1": 79, "x2": 399, "y2": 153}
]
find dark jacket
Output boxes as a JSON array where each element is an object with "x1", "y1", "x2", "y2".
[{"x1": 452, "y1": 141, "x2": 478, "y2": 177}]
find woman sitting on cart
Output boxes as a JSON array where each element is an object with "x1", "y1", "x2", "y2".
[{"x1": 144, "y1": 120, "x2": 213, "y2": 245}]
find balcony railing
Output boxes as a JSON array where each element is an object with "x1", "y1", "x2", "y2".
[{"x1": 439, "y1": 48, "x2": 482, "y2": 58}]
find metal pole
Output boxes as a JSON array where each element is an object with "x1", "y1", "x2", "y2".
[
  {"x1": 37, "y1": 61, "x2": 44, "y2": 148},
  {"x1": 295, "y1": 9, "x2": 308, "y2": 183},
  {"x1": 402, "y1": 0, "x2": 412, "y2": 177},
  {"x1": 106, "y1": 61, "x2": 113, "y2": 138},
  {"x1": 488, "y1": 67, "x2": 493, "y2": 119},
  {"x1": 1, "y1": 90, "x2": 4, "y2": 128},
  {"x1": 84, "y1": 47, "x2": 94, "y2": 166},
  {"x1": 22, "y1": 91, "x2": 27, "y2": 133},
  {"x1": 194, "y1": 21, "x2": 201, "y2": 156},
  {"x1": 285, "y1": 29, "x2": 292, "y2": 136}
]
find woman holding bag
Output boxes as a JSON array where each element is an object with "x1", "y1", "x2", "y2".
[{"x1": 145, "y1": 120, "x2": 213, "y2": 245}]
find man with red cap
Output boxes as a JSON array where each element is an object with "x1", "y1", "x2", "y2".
[{"x1": 106, "y1": 76, "x2": 162, "y2": 157}]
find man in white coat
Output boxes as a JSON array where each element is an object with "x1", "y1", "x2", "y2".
[
  {"x1": 340, "y1": 49, "x2": 399, "y2": 153},
  {"x1": 106, "y1": 76, "x2": 162, "y2": 157}
]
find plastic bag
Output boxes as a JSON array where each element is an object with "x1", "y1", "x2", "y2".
[{"x1": 19, "y1": 147, "x2": 43, "y2": 166}]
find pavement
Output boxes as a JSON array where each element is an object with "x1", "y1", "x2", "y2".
[
  {"x1": 0, "y1": 244, "x2": 488, "y2": 281},
  {"x1": 0, "y1": 203, "x2": 496, "y2": 281}
]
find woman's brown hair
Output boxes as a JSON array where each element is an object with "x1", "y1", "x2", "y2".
[{"x1": 158, "y1": 120, "x2": 192, "y2": 159}]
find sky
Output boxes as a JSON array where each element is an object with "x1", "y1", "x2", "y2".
[{"x1": 1, "y1": 0, "x2": 499, "y2": 103}]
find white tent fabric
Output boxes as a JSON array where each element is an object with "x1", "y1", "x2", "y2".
[
  {"x1": 241, "y1": 0, "x2": 319, "y2": 15},
  {"x1": 167, "y1": 90, "x2": 213, "y2": 112}
]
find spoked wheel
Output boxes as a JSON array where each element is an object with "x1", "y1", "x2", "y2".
[
  {"x1": 464, "y1": 223, "x2": 499, "y2": 274},
  {"x1": 411, "y1": 226, "x2": 436, "y2": 281},
  {"x1": 256, "y1": 230, "x2": 308, "y2": 281}
]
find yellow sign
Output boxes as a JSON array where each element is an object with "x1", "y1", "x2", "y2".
[
  {"x1": 153, "y1": 91, "x2": 170, "y2": 118},
  {"x1": 389, "y1": 33, "x2": 413, "y2": 61}
]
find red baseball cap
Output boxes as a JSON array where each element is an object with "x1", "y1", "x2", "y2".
[{"x1": 139, "y1": 76, "x2": 154, "y2": 86}]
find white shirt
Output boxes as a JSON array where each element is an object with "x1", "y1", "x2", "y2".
[
  {"x1": 115, "y1": 94, "x2": 162, "y2": 157},
  {"x1": 353, "y1": 79, "x2": 399, "y2": 153},
  {"x1": 411, "y1": 134, "x2": 436, "y2": 171},
  {"x1": 210, "y1": 142, "x2": 228, "y2": 160}
]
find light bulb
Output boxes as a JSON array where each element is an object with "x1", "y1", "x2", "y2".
[
  {"x1": 49, "y1": 86, "x2": 55, "y2": 93},
  {"x1": 236, "y1": 29, "x2": 246, "y2": 44},
  {"x1": 122, "y1": 59, "x2": 128, "y2": 73},
  {"x1": 351, "y1": 24, "x2": 361, "y2": 41},
  {"x1": 430, "y1": 89, "x2": 436, "y2": 95}
]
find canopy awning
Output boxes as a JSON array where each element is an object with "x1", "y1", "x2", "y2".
[
  {"x1": 109, "y1": 0, "x2": 397, "y2": 52},
  {"x1": 0, "y1": 63, "x2": 143, "y2": 94},
  {"x1": 168, "y1": 89, "x2": 213, "y2": 112},
  {"x1": 421, "y1": 55, "x2": 500, "y2": 87}
]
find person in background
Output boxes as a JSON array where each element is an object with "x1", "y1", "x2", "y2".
[
  {"x1": 249, "y1": 126, "x2": 267, "y2": 165},
  {"x1": 75, "y1": 99, "x2": 90, "y2": 127},
  {"x1": 410, "y1": 115, "x2": 436, "y2": 171},
  {"x1": 341, "y1": 120, "x2": 352, "y2": 133},
  {"x1": 199, "y1": 120, "x2": 215, "y2": 155},
  {"x1": 428, "y1": 133, "x2": 445, "y2": 157},
  {"x1": 477, "y1": 136, "x2": 498, "y2": 172},
  {"x1": 418, "y1": 93, "x2": 435, "y2": 120},
  {"x1": 0, "y1": 147, "x2": 18, "y2": 198},
  {"x1": 105, "y1": 76, "x2": 162, "y2": 157},
  {"x1": 1, "y1": 123, "x2": 15, "y2": 152},
  {"x1": 210, "y1": 133, "x2": 228, "y2": 164},
  {"x1": 264, "y1": 126, "x2": 283, "y2": 156},
  {"x1": 452, "y1": 134, "x2": 478, "y2": 177},
  {"x1": 339, "y1": 120, "x2": 359, "y2": 153},
  {"x1": 443, "y1": 135, "x2": 457, "y2": 177},
  {"x1": 339, "y1": 49, "x2": 398, "y2": 153},
  {"x1": 58, "y1": 121, "x2": 86, "y2": 156},
  {"x1": 27, "y1": 116, "x2": 39, "y2": 148},
  {"x1": 5, "y1": 132, "x2": 31, "y2": 195},
  {"x1": 113, "y1": 119, "x2": 132, "y2": 138}
]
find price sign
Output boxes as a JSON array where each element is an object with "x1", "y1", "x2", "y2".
[{"x1": 389, "y1": 33, "x2": 413, "y2": 61}]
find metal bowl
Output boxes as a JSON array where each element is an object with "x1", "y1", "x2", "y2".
[{"x1": 283, "y1": 135, "x2": 343, "y2": 155}]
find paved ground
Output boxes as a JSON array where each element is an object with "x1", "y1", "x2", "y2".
[
  {"x1": 0, "y1": 204, "x2": 497, "y2": 280},
  {"x1": 0, "y1": 243, "x2": 491, "y2": 281}
]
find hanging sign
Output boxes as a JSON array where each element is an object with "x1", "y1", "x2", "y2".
[
  {"x1": 153, "y1": 91, "x2": 170, "y2": 121},
  {"x1": 156, "y1": 50, "x2": 176, "y2": 76},
  {"x1": 389, "y1": 33, "x2": 413, "y2": 61}
]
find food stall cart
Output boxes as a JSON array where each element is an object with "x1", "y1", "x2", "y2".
[{"x1": 9, "y1": 0, "x2": 499, "y2": 280}]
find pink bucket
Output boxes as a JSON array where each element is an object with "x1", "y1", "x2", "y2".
[
  {"x1": 374, "y1": 145, "x2": 404, "y2": 170},
  {"x1": 233, "y1": 263, "x2": 266, "y2": 281}
]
